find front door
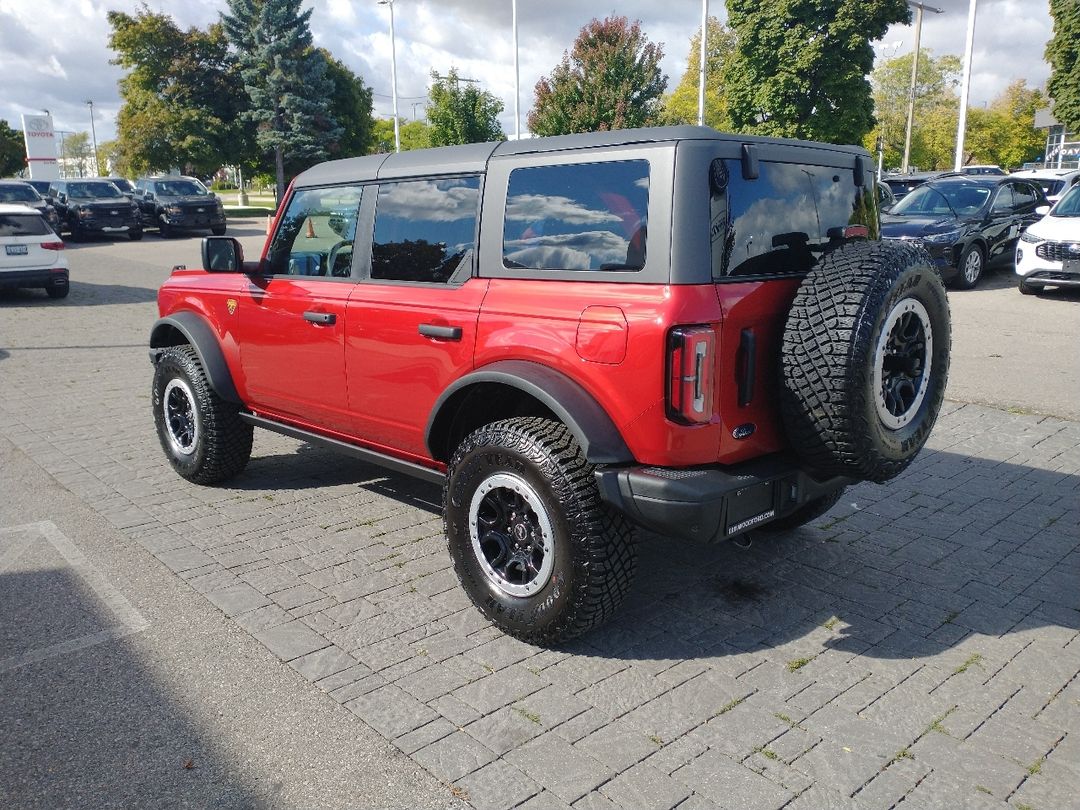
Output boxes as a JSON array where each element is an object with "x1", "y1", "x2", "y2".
[{"x1": 236, "y1": 185, "x2": 363, "y2": 433}]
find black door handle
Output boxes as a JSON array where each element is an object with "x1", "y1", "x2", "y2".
[
  {"x1": 419, "y1": 323, "x2": 462, "y2": 340},
  {"x1": 303, "y1": 311, "x2": 336, "y2": 325}
]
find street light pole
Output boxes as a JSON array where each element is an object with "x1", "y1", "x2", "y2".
[
  {"x1": 901, "y1": 2, "x2": 942, "y2": 174},
  {"x1": 379, "y1": 0, "x2": 400, "y2": 153},
  {"x1": 513, "y1": 0, "x2": 520, "y2": 140},
  {"x1": 697, "y1": 0, "x2": 708, "y2": 127},
  {"x1": 954, "y1": 0, "x2": 978, "y2": 171},
  {"x1": 86, "y1": 100, "x2": 99, "y2": 176}
]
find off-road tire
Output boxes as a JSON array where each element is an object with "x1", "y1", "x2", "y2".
[
  {"x1": 152, "y1": 345, "x2": 252, "y2": 484},
  {"x1": 781, "y1": 240, "x2": 950, "y2": 483},
  {"x1": 954, "y1": 243, "x2": 985, "y2": 290},
  {"x1": 444, "y1": 417, "x2": 636, "y2": 645},
  {"x1": 129, "y1": 228, "x2": 143, "y2": 241},
  {"x1": 761, "y1": 489, "x2": 845, "y2": 533}
]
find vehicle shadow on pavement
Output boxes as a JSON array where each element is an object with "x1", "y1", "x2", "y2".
[{"x1": 0, "y1": 565, "x2": 261, "y2": 808}]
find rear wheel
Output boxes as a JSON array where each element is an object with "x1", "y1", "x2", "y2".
[
  {"x1": 152, "y1": 346, "x2": 252, "y2": 484},
  {"x1": 444, "y1": 417, "x2": 636, "y2": 645},
  {"x1": 45, "y1": 283, "x2": 69, "y2": 300},
  {"x1": 781, "y1": 240, "x2": 951, "y2": 483}
]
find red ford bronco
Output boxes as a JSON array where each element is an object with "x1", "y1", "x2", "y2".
[{"x1": 150, "y1": 126, "x2": 950, "y2": 644}]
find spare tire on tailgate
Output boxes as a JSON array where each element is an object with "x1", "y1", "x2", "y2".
[{"x1": 780, "y1": 240, "x2": 950, "y2": 483}]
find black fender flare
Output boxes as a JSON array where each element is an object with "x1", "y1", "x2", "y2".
[
  {"x1": 149, "y1": 312, "x2": 240, "y2": 403},
  {"x1": 425, "y1": 360, "x2": 633, "y2": 465}
]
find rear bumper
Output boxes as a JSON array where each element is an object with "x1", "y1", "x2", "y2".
[
  {"x1": 0, "y1": 267, "x2": 68, "y2": 289},
  {"x1": 595, "y1": 455, "x2": 852, "y2": 541}
]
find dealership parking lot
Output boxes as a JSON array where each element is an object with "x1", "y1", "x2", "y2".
[{"x1": 1, "y1": 224, "x2": 1078, "y2": 809}]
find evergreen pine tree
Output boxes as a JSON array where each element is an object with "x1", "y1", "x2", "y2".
[{"x1": 222, "y1": 0, "x2": 341, "y2": 200}]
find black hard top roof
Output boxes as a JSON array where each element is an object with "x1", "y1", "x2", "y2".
[{"x1": 293, "y1": 125, "x2": 871, "y2": 188}]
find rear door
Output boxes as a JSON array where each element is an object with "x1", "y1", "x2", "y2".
[
  {"x1": 344, "y1": 175, "x2": 485, "y2": 459},
  {"x1": 985, "y1": 185, "x2": 1017, "y2": 259}
]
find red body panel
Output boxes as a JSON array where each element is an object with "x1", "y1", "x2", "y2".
[{"x1": 344, "y1": 279, "x2": 489, "y2": 456}]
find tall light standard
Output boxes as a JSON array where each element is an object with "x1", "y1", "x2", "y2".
[
  {"x1": 954, "y1": 0, "x2": 978, "y2": 171},
  {"x1": 512, "y1": 0, "x2": 520, "y2": 139},
  {"x1": 697, "y1": 0, "x2": 708, "y2": 126},
  {"x1": 378, "y1": 0, "x2": 400, "y2": 153},
  {"x1": 901, "y1": 2, "x2": 942, "y2": 174},
  {"x1": 86, "y1": 100, "x2": 99, "y2": 176}
]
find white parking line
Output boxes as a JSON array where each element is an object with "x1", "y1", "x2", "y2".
[{"x1": 0, "y1": 521, "x2": 149, "y2": 673}]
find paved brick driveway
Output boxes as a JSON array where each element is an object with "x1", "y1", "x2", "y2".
[{"x1": 1, "y1": 241, "x2": 1077, "y2": 809}]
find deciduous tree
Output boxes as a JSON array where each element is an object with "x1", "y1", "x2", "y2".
[
  {"x1": 528, "y1": 16, "x2": 667, "y2": 136},
  {"x1": 321, "y1": 50, "x2": 376, "y2": 158},
  {"x1": 371, "y1": 118, "x2": 430, "y2": 153},
  {"x1": 662, "y1": 16, "x2": 736, "y2": 129},
  {"x1": 108, "y1": 9, "x2": 250, "y2": 176},
  {"x1": 426, "y1": 68, "x2": 505, "y2": 146},
  {"x1": 222, "y1": 0, "x2": 340, "y2": 200},
  {"x1": 1046, "y1": 0, "x2": 1080, "y2": 133},
  {"x1": 0, "y1": 121, "x2": 24, "y2": 176},
  {"x1": 724, "y1": 0, "x2": 910, "y2": 144}
]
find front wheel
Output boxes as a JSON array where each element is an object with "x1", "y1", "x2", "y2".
[
  {"x1": 152, "y1": 346, "x2": 252, "y2": 484},
  {"x1": 158, "y1": 217, "x2": 173, "y2": 238},
  {"x1": 211, "y1": 224, "x2": 227, "y2": 236},
  {"x1": 954, "y1": 243, "x2": 985, "y2": 289},
  {"x1": 444, "y1": 418, "x2": 636, "y2": 645},
  {"x1": 129, "y1": 227, "x2": 143, "y2": 241},
  {"x1": 1017, "y1": 276, "x2": 1036, "y2": 296}
]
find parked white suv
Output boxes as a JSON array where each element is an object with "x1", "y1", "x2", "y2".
[
  {"x1": 0, "y1": 204, "x2": 68, "y2": 299},
  {"x1": 1012, "y1": 168, "x2": 1080, "y2": 206},
  {"x1": 1016, "y1": 184, "x2": 1080, "y2": 295}
]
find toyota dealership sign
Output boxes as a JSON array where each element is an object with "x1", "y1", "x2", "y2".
[{"x1": 21, "y1": 114, "x2": 60, "y2": 180}]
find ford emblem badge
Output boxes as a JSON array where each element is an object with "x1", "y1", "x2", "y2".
[{"x1": 732, "y1": 423, "x2": 756, "y2": 440}]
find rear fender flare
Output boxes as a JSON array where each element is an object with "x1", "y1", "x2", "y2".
[
  {"x1": 426, "y1": 360, "x2": 633, "y2": 465},
  {"x1": 149, "y1": 312, "x2": 240, "y2": 403}
]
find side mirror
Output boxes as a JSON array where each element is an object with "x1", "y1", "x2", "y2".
[
  {"x1": 201, "y1": 236, "x2": 245, "y2": 273},
  {"x1": 1035, "y1": 205, "x2": 1050, "y2": 216}
]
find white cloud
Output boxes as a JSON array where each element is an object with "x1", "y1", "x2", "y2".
[{"x1": 0, "y1": 0, "x2": 1053, "y2": 153}]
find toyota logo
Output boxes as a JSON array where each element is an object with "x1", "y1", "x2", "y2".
[{"x1": 27, "y1": 117, "x2": 49, "y2": 132}]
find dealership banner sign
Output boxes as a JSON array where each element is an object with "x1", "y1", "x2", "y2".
[{"x1": 21, "y1": 114, "x2": 60, "y2": 181}]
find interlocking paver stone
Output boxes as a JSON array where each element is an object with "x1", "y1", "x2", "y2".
[
  {"x1": 454, "y1": 759, "x2": 541, "y2": 810},
  {"x1": 252, "y1": 619, "x2": 328, "y2": 661},
  {"x1": 345, "y1": 683, "x2": 437, "y2": 738},
  {"x1": 412, "y1": 731, "x2": 497, "y2": 782},
  {"x1": 598, "y1": 762, "x2": 691, "y2": 810},
  {"x1": 673, "y1": 748, "x2": 793, "y2": 809},
  {"x1": 505, "y1": 733, "x2": 614, "y2": 804}
]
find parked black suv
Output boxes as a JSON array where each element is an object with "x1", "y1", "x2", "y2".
[
  {"x1": 0, "y1": 180, "x2": 60, "y2": 232},
  {"x1": 48, "y1": 179, "x2": 143, "y2": 241},
  {"x1": 881, "y1": 174, "x2": 1048, "y2": 288},
  {"x1": 134, "y1": 176, "x2": 226, "y2": 238}
]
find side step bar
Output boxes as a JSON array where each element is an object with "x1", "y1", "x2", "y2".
[{"x1": 239, "y1": 413, "x2": 446, "y2": 485}]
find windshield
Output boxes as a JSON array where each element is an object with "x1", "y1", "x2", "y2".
[
  {"x1": 890, "y1": 183, "x2": 990, "y2": 217},
  {"x1": 156, "y1": 180, "x2": 208, "y2": 197},
  {"x1": 1051, "y1": 185, "x2": 1080, "y2": 217},
  {"x1": 109, "y1": 178, "x2": 134, "y2": 193},
  {"x1": 68, "y1": 182, "x2": 124, "y2": 200},
  {"x1": 0, "y1": 184, "x2": 42, "y2": 203}
]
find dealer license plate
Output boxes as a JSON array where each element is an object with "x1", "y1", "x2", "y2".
[
  {"x1": 5, "y1": 244, "x2": 28, "y2": 255},
  {"x1": 1064, "y1": 259, "x2": 1080, "y2": 275},
  {"x1": 725, "y1": 480, "x2": 777, "y2": 535}
]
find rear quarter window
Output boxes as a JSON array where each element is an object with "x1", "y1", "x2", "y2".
[{"x1": 502, "y1": 160, "x2": 649, "y2": 271}]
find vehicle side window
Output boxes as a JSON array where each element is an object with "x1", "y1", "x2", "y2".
[
  {"x1": 992, "y1": 186, "x2": 1014, "y2": 213},
  {"x1": 371, "y1": 176, "x2": 480, "y2": 283},
  {"x1": 711, "y1": 159, "x2": 874, "y2": 280},
  {"x1": 266, "y1": 185, "x2": 364, "y2": 278},
  {"x1": 1011, "y1": 182, "x2": 1037, "y2": 211},
  {"x1": 502, "y1": 160, "x2": 649, "y2": 271}
]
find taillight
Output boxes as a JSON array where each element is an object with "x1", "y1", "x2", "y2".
[
  {"x1": 40, "y1": 241, "x2": 65, "y2": 250},
  {"x1": 667, "y1": 325, "x2": 716, "y2": 424}
]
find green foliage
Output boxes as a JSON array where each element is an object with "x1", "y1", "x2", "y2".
[
  {"x1": 108, "y1": 9, "x2": 250, "y2": 176},
  {"x1": 865, "y1": 49, "x2": 961, "y2": 170},
  {"x1": 528, "y1": 16, "x2": 667, "y2": 136},
  {"x1": 963, "y1": 81, "x2": 1047, "y2": 169},
  {"x1": 370, "y1": 118, "x2": 431, "y2": 153},
  {"x1": 62, "y1": 132, "x2": 93, "y2": 176},
  {"x1": 321, "y1": 49, "x2": 375, "y2": 158},
  {"x1": 724, "y1": 0, "x2": 911, "y2": 144},
  {"x1": 663, "y1": 16, "x2": 736, "y2": 129},
  {"x1": 1047, "y1": 0, "x2": 1080, "y2": 132},
  {"x1": 222, "y1": 0, "x2": 341, "y2": 199},
  {"x1": 0, "y1": 120, "x2": 24, "y2": 176},
  {"x1": 426, "y1": 68, "x2": 505, "y2": 147}
]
